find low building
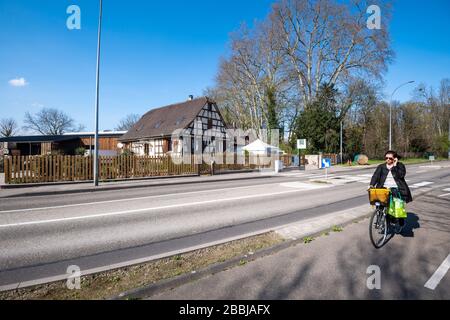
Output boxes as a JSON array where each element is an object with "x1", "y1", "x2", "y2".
[
  {"x1": 119, "y1": 97, "x2": 228, "y2": 157},
  {"x1": 0, "y1": 131, "x2": 126, "y2": 156}
]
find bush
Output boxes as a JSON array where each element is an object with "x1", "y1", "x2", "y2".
[
  {"x1": 121, "y1": 149, "x2": 134, "y2": 156},
  {"x1": 75, "y1": 147, "x2": 86, "y2": 156}
]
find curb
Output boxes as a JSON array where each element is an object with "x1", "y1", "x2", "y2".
[
  {"x1": 111, "y1": 210, "x2": 373, "y2": 300},
  {"x1": 0, "y1": 172, "x2": 266, "y2": 198}
]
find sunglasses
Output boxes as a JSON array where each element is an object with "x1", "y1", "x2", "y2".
[{"x1": 385, "y1": 157, "x2": 394, "y2": 160}]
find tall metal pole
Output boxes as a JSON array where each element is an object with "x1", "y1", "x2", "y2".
[
  {"x1": 448, "y1": 114, "x2": 450, "y2": 160},
  {"x1": 389, "y1": 102, "x2": 392, "y2": 150},
  {"x1": 389, "y1": 81, "x2": 415, "y2": 150},
  {"x1": 93, "y1": 0, "x2": 103, "y2": 187},
  {"x1": 340, "y1": 121, "x2": 343, "y2": 164}
]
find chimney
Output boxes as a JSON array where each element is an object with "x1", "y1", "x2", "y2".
[{"x1": 188, "y1": 95, "x2": 194, "y2": 101}]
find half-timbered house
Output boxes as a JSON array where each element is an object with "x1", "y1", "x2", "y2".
[{"x1": 119, "y1": 97, "x2": 228, "y2": 157}]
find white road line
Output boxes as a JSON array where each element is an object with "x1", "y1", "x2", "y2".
[
  {"x1": 438, "y1": 193, "x2": 450, "y2": 198},
  {"x1": 0, "y1": 188, "x2": 310, "y2": 228},
  {"x1": 443, "y1": 188, "x2": 450, "y2": 192},
  {"x1": 410, "y1": 182, "x2": 434, "y2": 189},
  {"x1": 0, "y1": 182, "x2": 288, "y2": 214},
  {"x1": 280, "y1": 182, "x2": 333, "y2": 189},
  {"x1": 424, "y1": 254, "x2": 450, "y2": 290}
]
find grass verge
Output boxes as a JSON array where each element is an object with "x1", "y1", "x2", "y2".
[{"x1": 0, "y1": 232, "x2": 283, "y2": 300}]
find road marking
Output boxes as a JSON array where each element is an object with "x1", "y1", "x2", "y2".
[
  {"x1": 410, "y1": 182, "x2": 434, "y2": 189},
  {"x1": 443, "y1": 188, "x2": 450, "y2": 192},
  {"x1": 0, "y1": 188, "x2": 314, "y2": 228},
  {"x1": 280, "y1": 182, "x2": 333, "y2": 189},
  {"x1": 424, "y1": 254, "x2": 450, "y2": 290},
  {"x1": 438, "y1": 193, "x2": 450, "y2": 198},
  {"x1": 0, "y1": 182, "x2": 292, "y2": 214}
]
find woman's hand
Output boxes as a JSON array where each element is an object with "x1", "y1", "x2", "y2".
[{"x1": 393, "y1": 158, "x2": 398, "y2": 166}]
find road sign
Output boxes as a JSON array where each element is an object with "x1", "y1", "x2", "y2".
[
  {"x1": 297, "y1": 139, "x2": 307, "y2": 150},
  {"x1": 322, "y1": 158, "x2": 332, "y2": 168},
  {"x1": 429, "y1": 156, "x2": 435, "y2": 161}
]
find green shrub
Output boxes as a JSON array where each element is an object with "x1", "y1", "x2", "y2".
[{"x1": 75, "y1": 147, "x2": 86, "y2": 156}]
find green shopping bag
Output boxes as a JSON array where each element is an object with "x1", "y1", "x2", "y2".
[{"x1": 388, "y1": 193, "x2": 408, "y2": 219}]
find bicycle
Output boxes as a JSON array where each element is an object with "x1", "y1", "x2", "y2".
[{"x1": 368, "y1": 188, "x2": 404, "y2": 249}]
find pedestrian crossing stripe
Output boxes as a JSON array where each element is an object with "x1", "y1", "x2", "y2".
[{"x1": 410, "y1": 182, "x2": 434, "y2": 189}]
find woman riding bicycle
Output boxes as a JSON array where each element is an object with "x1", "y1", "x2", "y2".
[{"x1": 369, "y1": 151, "x2": 413, "y2": 226}]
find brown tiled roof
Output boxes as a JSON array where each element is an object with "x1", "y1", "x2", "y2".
[{"x1": 119, "y1": 97, "x2": 212, "y2": 142}]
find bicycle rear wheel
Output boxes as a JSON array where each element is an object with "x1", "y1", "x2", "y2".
[{"x1": 369, "y1": 208, "x2": 388, "y2": 249}]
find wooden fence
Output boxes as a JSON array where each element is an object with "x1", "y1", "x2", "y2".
[
  {"x1": 3, "y1": 154, "x2": 281, "y2": 184},
  {"x1": 214, "y1": 154, "x2": 273, "y2": 173},
  {"x1": 3, "y1": 155, "x2": 198, "y2": 184}
]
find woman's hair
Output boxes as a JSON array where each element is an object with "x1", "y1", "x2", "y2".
[{"x1": 385, "y1": 150, "x2": 400, "y2": 159}]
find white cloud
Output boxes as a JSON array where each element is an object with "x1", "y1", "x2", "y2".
[
  {"x1": 8, "y1": 77, "x2": 28, "y2": 87},
  {"x1": 31, "y1": 102, "x2": 44, "y2": 108}
]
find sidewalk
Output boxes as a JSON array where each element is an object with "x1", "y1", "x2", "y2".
[
  {"x1": 0, "y1": 164, "x2": 370, "y2": 198},
  {"x1": 0, "y1": 171, "x2": 270, "y2": 198}
]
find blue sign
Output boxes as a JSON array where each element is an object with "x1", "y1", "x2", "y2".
[{"x1": 322, "y1": 158, "x2": 331, "y2": 168}]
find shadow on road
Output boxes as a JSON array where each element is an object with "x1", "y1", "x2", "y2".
[{"x1": 400, "y1": 213, "x2": 420, "y2": 238}]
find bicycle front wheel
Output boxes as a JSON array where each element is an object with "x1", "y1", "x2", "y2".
[{"x1": 369, "y1": 209, "x2": 388, "y2": 249}]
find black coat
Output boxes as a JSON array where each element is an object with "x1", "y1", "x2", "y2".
[{"x1": 370, "y1": 162, "x2": 413, "y2": 203}]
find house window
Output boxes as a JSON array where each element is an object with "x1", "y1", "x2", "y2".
[
  {"x1": 144, "y1": 144, "x2": 149, "y2": 156},
  {"x1": 208, "y1": 118, "x2": 213, "y2": 129}
]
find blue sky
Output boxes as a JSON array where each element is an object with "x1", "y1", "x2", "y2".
[{"x1": 0, "y1": 0, "x2": 449, "y2": 133}]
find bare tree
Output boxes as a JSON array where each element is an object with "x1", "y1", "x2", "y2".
[
  {"x1": 115, "y1": 114, "x2": 141, "y2": 131},
  {"x1": 272, "y1": 0, "x2": 393, "y2": 105},
  {"x1": 213, "y1": 19, "x2": 292, "y2": 136},
  {"x1": 213, "y1": 0, "x2": 393, "y2": 143},
  {"x1": 0, "y1": 118, "x2": 19, "y2": 137},
  {"x1": 23, "y1": 108, "x2": 84, "y2": 135}
]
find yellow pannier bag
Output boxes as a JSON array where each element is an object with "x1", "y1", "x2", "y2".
[{"x1": 368, "y1": 188, "x2": 390, "y2": 206}]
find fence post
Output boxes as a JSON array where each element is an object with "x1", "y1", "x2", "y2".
[{"x1": 4, "y1": 156, "x2": 10, "y2": 184}]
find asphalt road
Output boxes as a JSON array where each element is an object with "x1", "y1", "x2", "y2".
[
  {"x1": 151, "y1": 186, "x2": 450, "y2": 300},
  {"x1": 1, "y1": 162, "x2": 449, "y2": 291}
]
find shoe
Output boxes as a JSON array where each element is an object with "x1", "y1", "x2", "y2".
[{"x1": 399, "y1": 219, "x2": 405, "y2": 227}]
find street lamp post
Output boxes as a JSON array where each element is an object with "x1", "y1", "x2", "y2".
[
  {"x1": 93, "y1": 0, "x2": 103, "y2": 187},
  {"x1": 340, "y1": 120, "x2": 343, "y2": 164},
  {"x1": 389, "y1": 81, "x2": 415, "y2": 150}
]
